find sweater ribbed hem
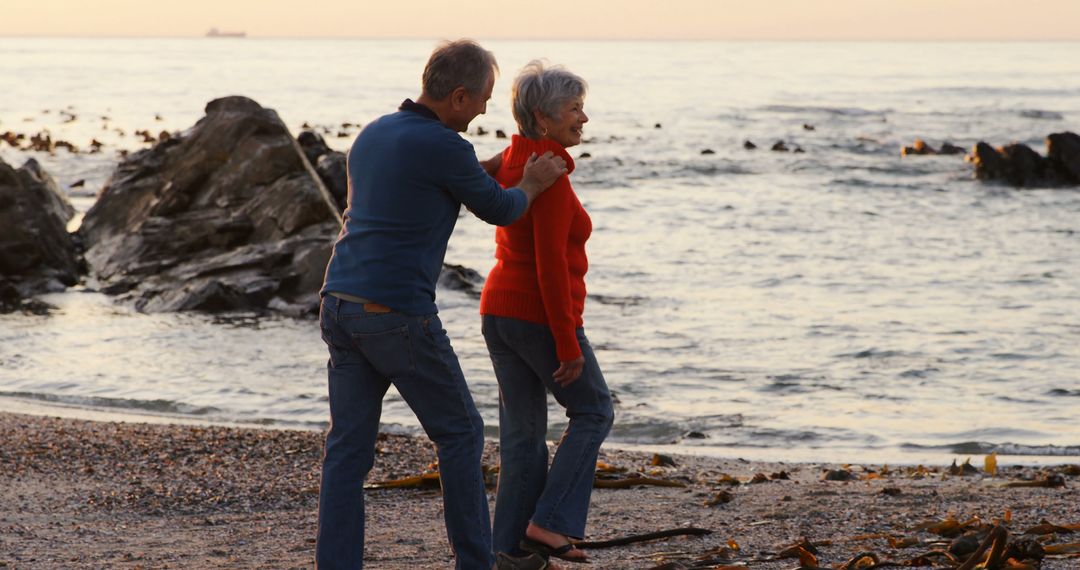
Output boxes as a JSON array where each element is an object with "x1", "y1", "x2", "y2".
[
  {"x1": 480, "y1": 289, "x2": 584, "y2": 361},
  {"x1": 480, "y1": 288, "x2": 549, "y2": 325}
]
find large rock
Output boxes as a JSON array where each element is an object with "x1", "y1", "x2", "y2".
[
  {"x1": 1047, "y1": 131, "x2": 1080, "y2": 183},
  {"x1": 971, "y1": 141, "x2": 1050, "y2": 187},
  {"x1": 971, "y1": 142, "x2": 1010, "y2": 181},
  {"x1": 971, "y1": 131, "x2": 1080, "y2": 188},
  {"x1": 0, "y1": 157, "x2": 81, "y2": 312},
  {"x1": 999, "y1": 143, "x2": 1050, "y2": 187},
  {"x1": 79, "y1": 96, "x2": 341, "y2": 315},
  {"x1": 317, "y1": 153, "x2": 348, "y2": 212},
  {"x1": 438, "y1": 263, "x2": 485, "y2": 299},
  {"x1": 297, "y1": 130, "x2": 348, "y2": 212}
]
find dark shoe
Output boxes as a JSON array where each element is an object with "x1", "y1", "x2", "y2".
[
  {"x1": 519, "y1": 538, "x2": 590, "y2": 564},
  {"x1": 496, "y1": 552, "x2": 549, "y2": 570}
]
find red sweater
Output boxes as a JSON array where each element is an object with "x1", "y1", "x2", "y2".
[{"x1": 480, "y1": 136, "x2": 592, "y2": 362}]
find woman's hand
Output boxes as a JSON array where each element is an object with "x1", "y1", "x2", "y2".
[
  {"x1": 479, "y1": 150, "x2": 503, "y2": 176},
  {"x1": 552, "y1": 356, "x2": 585, "y2": 387}
]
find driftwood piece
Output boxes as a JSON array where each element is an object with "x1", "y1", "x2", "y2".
[
  {"x1": 366, "y1": 462, "x2": 687, "y2": 491},
  {"x1": 1004, "y1": 474, "x2": 1066, "y2": 488},
  {"x1": 576, "y1": 528, "x2": 712, "y2": 549},
  {"x1": 594, "y1": 474, "x2": 687, "y2": 489},
  {"x1": 955, "y1": 525, "x2": 1007, "y2": 570},
  {"x1": 363, "y1": 471, "x2": 441, "y2": 490}
]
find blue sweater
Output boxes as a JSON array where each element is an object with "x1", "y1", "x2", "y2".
[{"x1": 321, "y1": 101, "x2": 527, "y2": 315}]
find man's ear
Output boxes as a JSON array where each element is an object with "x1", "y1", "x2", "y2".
[{"x1": 450, "y1": 86, "x2": 469, "y2": 111}]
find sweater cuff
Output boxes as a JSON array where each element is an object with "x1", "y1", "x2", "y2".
[{"x1": 553, "y1": 328, "x2": 582, "y2": 362}]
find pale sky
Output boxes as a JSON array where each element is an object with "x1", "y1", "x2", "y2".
[{"x1": 3, "y1": 0, "x2": 1079, "y2": 40}]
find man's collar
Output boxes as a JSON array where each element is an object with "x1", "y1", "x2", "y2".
[{"x1": 399, "y1": 99, "x2": 440, "y2": 121}]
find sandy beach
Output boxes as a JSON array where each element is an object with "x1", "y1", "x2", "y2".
[{"x1": 0, "y1": 411, "x2": 1077, "y2": 569}]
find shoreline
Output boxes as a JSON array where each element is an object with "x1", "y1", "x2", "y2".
[
  {"x1": 0, "y1": 394, "x2": 1075, "y2": 468},
  {"x1": 2, "y1": 411, "x2": 1079, "y2": 569}
]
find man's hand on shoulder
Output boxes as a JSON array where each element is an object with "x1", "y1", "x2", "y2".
[{"x1": 518, "y1": 152, "x2": 568, "y2": 206}]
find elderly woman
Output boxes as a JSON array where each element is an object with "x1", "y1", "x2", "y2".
[{"x1": 480, "y1": 61, "x2": 615, "y2": 564}]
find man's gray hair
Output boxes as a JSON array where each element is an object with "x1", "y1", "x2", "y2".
[
  {"x1": 511, "y1": 60, "x2": 588, "y2": 140},
  {"x1": 422, "y1": 39, "x2": 499, "y2": 100}
]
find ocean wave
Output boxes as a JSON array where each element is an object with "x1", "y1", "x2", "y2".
[
  {"x1": 837, "y1": 348, "x2": 907, "y2": 359},
  {"x1": 758, "y1": 374, "x2": 843, "y2": 394},
  {"x1": 576, "y1": 157, "x2": 755, "y2": 188},
  {"x1": 904, "y1": 441, "x2": 1080, "y2": 457},
  {"x1": 990, "y1": 352, "x2": 1037, "y2": 360},
  {"x1": 1018, "y1": 109, "x2": 1066, "y2": 120},
  {"x1": 757, "y1": 104, "x2": 888, "y2": 117},
  {"x1": 672, "y1": 161, "x2": 754, "y2": 177},
  {"x1": 587, "y1": 293, "x2": 648, "y2": 307},
  {"x1": 0, "y1": 390, "x2": 221, "y2": 416},
  {"x1": 1049, "y1": 388, "x2": 1080, "y2": 397},
  {"x1": 825, "y1": 177, "x2": 946, "y2": 192},
  {"x1": 607, "y1": 416, "x2": 687, "y2": 444},
  {"x1": 741, "y1": 426, "x2": 874, "y2": 445},
  {"x1": 901, "y1": 85, "x2": 1080, "y2": 98},
  {"x1": 751, "y1": 274, "x2": 804, "y2": 288},
  {"x1": 828, "y1": 142, "x2": 895, "y2": 157},
  {"x1": 898, "y1": 367, "x2": 940, "y2": 379}
]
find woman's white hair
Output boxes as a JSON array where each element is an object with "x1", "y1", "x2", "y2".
[{"x1": 511, "y1": 60, "x2": 588, "y2": 140}]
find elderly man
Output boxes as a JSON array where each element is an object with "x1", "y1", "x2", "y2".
[{"x1": 316, "y1": 39, "x2": 567, "y2": 570}]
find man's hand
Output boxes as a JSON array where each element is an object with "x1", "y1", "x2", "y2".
[
  {"x1": 517, "y1": 151, "x2": 568, "y2": 206},
  {"x1": 552, "y1": 356, "x2": 585, "y2": 387},
  {"x1": 480, "y1": 151, "x2": 503, "y2": 176}
]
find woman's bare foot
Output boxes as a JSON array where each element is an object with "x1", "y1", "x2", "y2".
[{"x1": 524, "y1": 522, "x2": 588, "y2": 562}]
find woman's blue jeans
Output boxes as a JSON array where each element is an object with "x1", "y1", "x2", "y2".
[
  {"x1": 316, "y1": 295, "x2": 493, "y2": 569},
  {"x1": 482, "y1": 315, "x2": 615, "y2": 557}
]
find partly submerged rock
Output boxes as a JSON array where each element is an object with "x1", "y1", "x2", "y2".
[
  {"x1": 901, "y1": 139, "x2": 966, "y2": 156},
  {"x1": 79, "y1": 96, "x2": 341, "y2": 315},
  {"x1": 939, "y1": 142, "x2": 966, "y2": 155},
  {"x1": 971, "y1": 142, "x2": 1010, "y2": 181},
  {"x1": 901, "y1": 139, "x2": 937, "y2": 156},
  {"x1": 970, "y1": 132, "x2": 1080, "y2": 188},
  {"x1": 438, "y1": 263, "x2": 485, "y2": 299},
  {"x1": 0, "y1": 157, "x2": 81, "y2": 312},
  {"x1": 999, "y1": 143, "x2": 1050, "y2": 186},
  {"x1": 1047, "y1": 131, "x2": 1080, "y2": 183}
]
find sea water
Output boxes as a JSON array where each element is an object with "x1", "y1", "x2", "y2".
[{"x1": 1, "y1": 38, "x2": 1079, "y2": 464}]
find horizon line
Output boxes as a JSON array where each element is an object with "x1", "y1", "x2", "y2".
[{"x1": 3, "y1": 34, "x2": 1080, "y2": 43}]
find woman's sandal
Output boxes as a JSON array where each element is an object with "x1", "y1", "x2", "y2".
[{"x1": 519, "y1": 537, "x2": 590, "y2": 564}]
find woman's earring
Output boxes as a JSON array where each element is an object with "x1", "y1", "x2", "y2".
[{"x1": 541, "y1": 126, "x2": 549, "y2": 137}]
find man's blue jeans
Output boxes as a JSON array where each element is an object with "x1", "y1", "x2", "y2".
[
  {"x1": 482, "y1": 315, "x2": 615, "y2": 557},
  {"x1": 316, "y1": 295, "x2": 493, "y2": 569}
]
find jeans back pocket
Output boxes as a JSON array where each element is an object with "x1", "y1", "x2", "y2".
[{"x1": 351, "y1": 325, "x2": 415, "y2": 379}]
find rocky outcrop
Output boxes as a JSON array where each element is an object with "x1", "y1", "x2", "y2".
[
  {"x1": 438, "y1": 263, "x2": 485, "y2": 299},
  {"x1": 0, "y1": 157, "x2": 81, "y2": 313},
  {"x1": 79, "y1": 96, "x2": 341, "y2": 315},
  {"x1": 901, "y1": 139, "x2": 965, "y2": 156},
  {"x1": 1047, "y1": 132, "x2": 1080, "y2": 183},
  {"x1": 297, "y1": 130, "x2": 348, "y2": 212},
  {"x1": 970, "y1": 132, "x2": 1080, "y2": 187}
]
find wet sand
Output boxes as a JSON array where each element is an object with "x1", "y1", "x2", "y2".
[{"x1": 1, "y1": 411, "x2": 1077, "y2": 569}]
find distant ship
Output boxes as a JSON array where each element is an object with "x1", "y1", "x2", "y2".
[{"x1": 206, "y1": 28, "x2": 246, "y2": 38}]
